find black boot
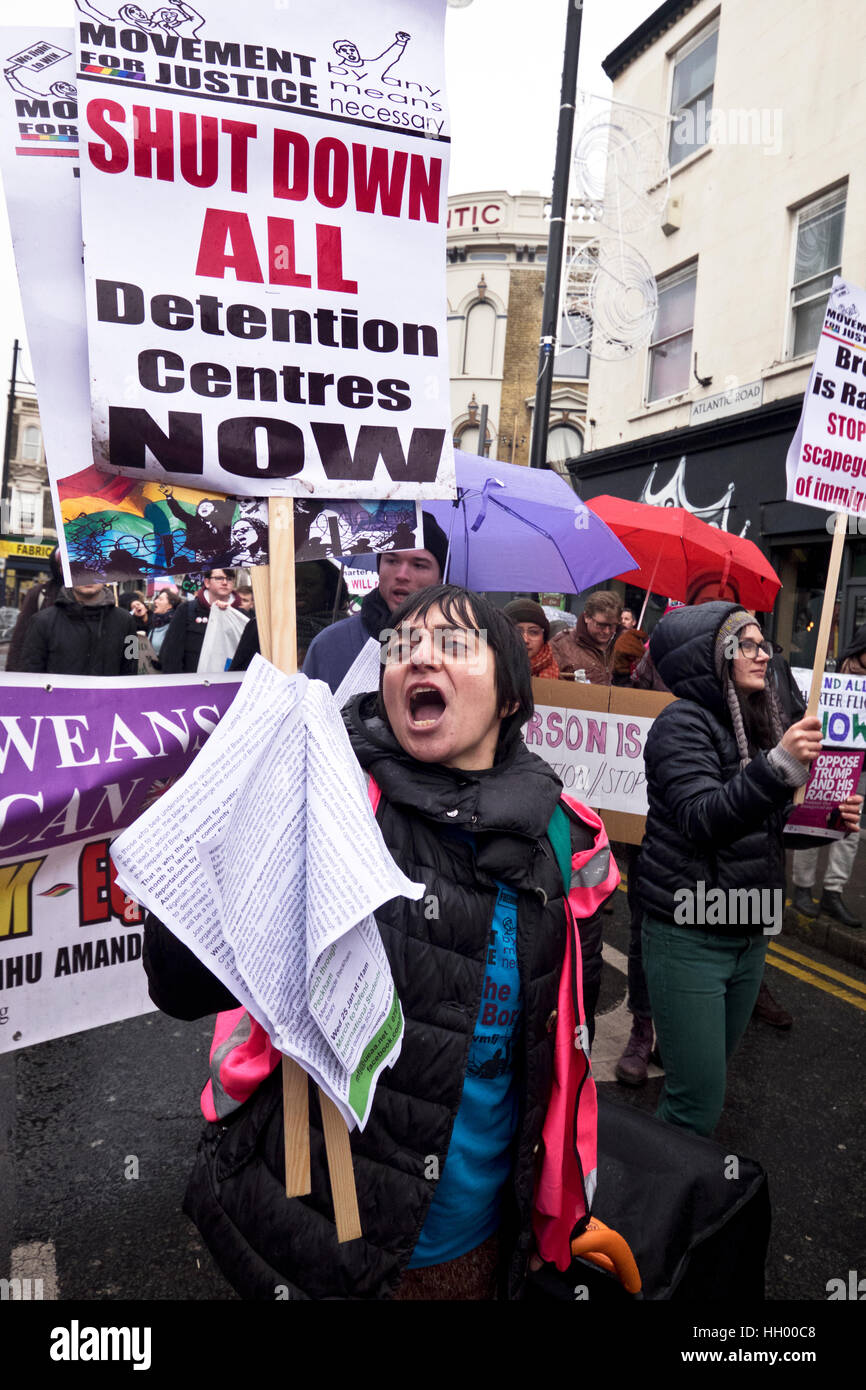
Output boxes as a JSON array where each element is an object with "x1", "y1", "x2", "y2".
[
  {"x1": 615, "y1": 1016, "x2": 654, "y2": 1086},
  {"x1": 793, "y1": 887, "x2": 819, "y2": 918},
  {"x1": 752, "y1": 981, "x2": 792, "y2": 1029},
  {"x1": 819, "y1": 890, "x2": 863, "y2": 928}
]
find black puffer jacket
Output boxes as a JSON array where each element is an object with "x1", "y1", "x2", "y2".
[
  {"x1": 635, "y1": 602, "x2": 797, "y2": 930},
  {"x1": 144, "y1": 694, "x2": 604, "y2": 1300},
  {"x1": 16, "y1": 587, "x2": 138, "y2": 676}
]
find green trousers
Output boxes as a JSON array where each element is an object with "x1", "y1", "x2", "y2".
[{"x1": 641, "y1": 914, "x2": 768, "y2": 1137}]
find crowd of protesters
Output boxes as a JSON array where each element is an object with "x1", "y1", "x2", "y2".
[{"x1": 4, "y1": 533, "x2": 864, "y2": 1298}]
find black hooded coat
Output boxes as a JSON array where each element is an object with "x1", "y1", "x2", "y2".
[
  {"x1": 142, "y1": 692, "x2": 605, "y2": 1300},
  {"x1": 16, "y1": 587, "x2": 138, "y2": 676},
  {"x1": 635, "y1": 602, "x2": 799, "y2": 929}
]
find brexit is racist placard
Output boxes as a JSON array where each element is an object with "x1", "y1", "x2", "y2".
[
  {"x1": 786, "y1": 278, "x2": 866, "y2": 516},
  {"x1": 74, "y1": 0, "x2": 455, "y2": 499}
]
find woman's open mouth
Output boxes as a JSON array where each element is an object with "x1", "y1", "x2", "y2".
[{"x1": 408, "y1": 686, "x2": 447, "y2": 728}]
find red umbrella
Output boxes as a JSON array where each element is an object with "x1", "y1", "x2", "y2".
[{"x1": 586, "y1": 496, "x2": 782, "y2": 614}]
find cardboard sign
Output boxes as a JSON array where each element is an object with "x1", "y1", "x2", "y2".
[{"x1": 529, "y1": 679, "x2": 675, "y2": 845}]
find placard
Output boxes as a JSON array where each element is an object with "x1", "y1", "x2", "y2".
[
  {"x1": 528, "y1": 679, "x2": 676, "y2": 843},
  {"x1": 786, "y1": 278, "x2": 866, "y2": 515},
  {"x1": 0, "y1": 671, "x2": 241, "y2": 1052}
]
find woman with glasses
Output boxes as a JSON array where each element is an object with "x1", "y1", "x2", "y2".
[{"x1": 634, "y1": 602, "x2": 861, "y2": 1135}]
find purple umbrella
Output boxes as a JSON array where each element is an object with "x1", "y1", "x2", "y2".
[{"x1": 423, "y1": 451, "x2": 635, "y2": 593}]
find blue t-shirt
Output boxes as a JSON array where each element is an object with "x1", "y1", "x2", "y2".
[{"x1": 408, "y1": 880, "x2": 522, "y2": 1268}]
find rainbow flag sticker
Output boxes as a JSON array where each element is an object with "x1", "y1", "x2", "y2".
[
  {"x1": 20, "y1": 132, "x2": 78, "y2": 142},
  {"x1": 82, "y1": 65, "x2": 146, "y2": 80}
]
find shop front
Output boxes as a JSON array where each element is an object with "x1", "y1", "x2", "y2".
[
  {"x1": 1, "y1": 538, "x2": 56, "y2": 608},
  {"x1": 567, "y1": 395, "x2": 860, "y2": 668}
]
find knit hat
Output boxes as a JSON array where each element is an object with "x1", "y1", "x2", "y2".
[
  {"x1": 715, "y1": 608, "x2": 783, "y2": 767},
  {"x1": 504, "y1": 598, "x2": 550, "y2": 641},
  {"x1": 420, "y1": 511, "x2": 449, "y2": 577},
  {"x1": 375, "y1": 511, "x2": 449, "y2": 579},
  {"x1": 714, "y1": 608, "x2": 755, "y2": 677}
]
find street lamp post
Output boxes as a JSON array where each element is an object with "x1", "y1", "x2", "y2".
[
  {"x1": 529, "y1": 0, "x2": 583, "y2": 469},
  {"x1": 1, "y1": 338, "x2": 20, "y2": 535}
]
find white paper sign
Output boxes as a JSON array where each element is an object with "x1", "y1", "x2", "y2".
[
  {"x1": 785, "y1": 278, "x2": 866, "y2": 516},
  {"x1": 0, "y1": 28, "x2": 90, "y2": 577},
  {"x1": 111, "y1": 658, "x2": 423, "y2": 1128},
  {"x1": 74, "y1": 0, "x2": 455, "y2": 500},
  {"x1": 526, "y1": 705, "x2": 653, "y2": 815}
]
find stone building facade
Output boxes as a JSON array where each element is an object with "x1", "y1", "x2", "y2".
[
  {"x1": 446, "y1": 190, "x2": 589, "y2": 472},
  {"x1": 1, "y1": 392, "x2": 56, "y2": 606},
  {"x1": 571, "y1": 0, "x2": 866, "y2": 663}
]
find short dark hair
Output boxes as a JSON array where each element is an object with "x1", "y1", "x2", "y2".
[
  {"x1": 204, "y1": 568, "x2": 235, "y2": 581},
  {"x1": 376, "y1": 584, "x2": 533, "y2": 760}
]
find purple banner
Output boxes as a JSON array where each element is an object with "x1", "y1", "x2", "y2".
[{"x1": 0, "y1": 673, "x2": 241, "y2": 857}]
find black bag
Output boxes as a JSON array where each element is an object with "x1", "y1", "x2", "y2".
[{"x1": 528, "y1": 1096, "x2": 770, "y2": 1301}]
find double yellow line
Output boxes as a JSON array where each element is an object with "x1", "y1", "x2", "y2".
[{"x1": 767, "y1": 940, "x2": 866, "y2": 1012}]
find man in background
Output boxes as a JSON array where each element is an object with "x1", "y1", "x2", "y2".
[
  {"x1": 551, "y1": 590, "x2": 622, "y2": 684},
  {"x1": 17, "y1": 580, "x2": 138, "y2": 676},
  {"x1": 302, "y1": 513, "x2": 449, "y2": 694},
  {"x1": 160, "y1": 569, "x2": 241, "y2": 674}
]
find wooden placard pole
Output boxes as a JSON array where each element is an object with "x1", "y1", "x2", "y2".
[
  {"x1": 265, "y1": 498, "x2": 361, "y2": 1241},
  {"x1": 793, "y1": 509, "x2": 847, "y2": 806}
]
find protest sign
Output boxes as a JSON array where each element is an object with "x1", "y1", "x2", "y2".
[
  {"x1": 294, "y1": 497, "x2": 420, "y2": 562},
  {"x1": 792, "y1": 667, "x2": 866, "y2": 747},
  {"x1": 0, "y1": 671, "x2": 241, "y2": 1053},
  {"x1": 340, "y1": 563, "x2": 380, "y2": 597},
  {"x1": 112, "y1": 657, "x2": 420, "y2": 1129},
  {"x1": 0, "y1": 47, "x2": 267, "y2": 588},
  {"x1": 59, "y1": 467, "x2": 423, "y2": 583},
  {"x1": 0, "y1": 28, "x2": 88, "y2": 576},
  {"x1": 785, "y1": 749, "x2": 865, "y2": 840},
  {"x1": 59, "y1": 465, "x2": 271, "y2": 581},
  {"x1": 783, "y1": 279, "x2": 866, "y2": 794},
  {"x1": 528, "y1": 679, "x2": 675, "y2": 844},
  {"x1": 786, "y1": 278, "x2": 866, "y2": 515},
  {"x1": 73, "y1": 0, "x2": 455, "y2": 499}
]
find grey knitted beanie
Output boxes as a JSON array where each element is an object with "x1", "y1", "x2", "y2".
[
  {"x1": 714, "y1": 609, "x2": 755, "y2": 676},
  {"x1": 715, "y1": 609, "x2": 784, "y2": 767}
]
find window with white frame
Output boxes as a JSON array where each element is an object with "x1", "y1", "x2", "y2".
[
  {"x1": 462, "y1": 299, "x2": 497, "y2": 375},
  {"x1": 11, "y1": 486, "x2": 42, "y2": 536},
  {"x1": 647, "y1": 264, "x2": 697, "y2": 403},
  {"x1": 554, "y1": 309, "x2": 590, "y2": 379},
  {"x1": 546, "y1": 424, "x2": 583, "y2": 468},
  {"x1": 668, "y1": 19, "x2": 719, "y2": 168},
  {"x1": 21, "y1": 423, "x2": 42, "y2": 461},
  {"x1": 789, "y1": 189, "x2": 846, "y2": 358}
]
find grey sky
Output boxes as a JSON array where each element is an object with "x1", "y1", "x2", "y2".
[{"x1": 0, "y1": 0, "x2": 651, "y2": 390}]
